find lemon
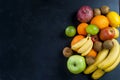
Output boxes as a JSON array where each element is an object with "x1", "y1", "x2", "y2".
[{"x1": 107, "y1": 11, "x2": 120, "y2": 27}]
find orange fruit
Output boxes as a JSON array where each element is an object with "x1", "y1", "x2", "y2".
[
  {"x1": 77, "y1": 23, "x2": 88, "y2": 36},
  {"x1": 86, "y1": 49, "x2": 97, "y2": 58},
  {"x1": 71, "y1": 35, "x2": 84, "y2": 47},
  {"x1": 91, "y1": 15, "x2": 109, "y2": 29}
]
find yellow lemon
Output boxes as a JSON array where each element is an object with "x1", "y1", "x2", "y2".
[{"x1": 107, "y1": 11, "x2": 120, "y2": 27}]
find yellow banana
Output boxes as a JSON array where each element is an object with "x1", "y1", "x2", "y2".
[
  {"x1": 81, "y1": 39, "x2": 93, "y2": 56},
  {"x1": 92, "y1": 69, "x2": 105, "y2": 80},
  {"x1": 84, "y1": 49, "x2": 109, "y2": 74},
  {"x1": 77, "y1": 37, "x2": 92, "y2": 54},
  {"x1": 104, "y1": 45, "x2": 120, "y2": 72},
  {"x1": 98, "y1": 39, "x2": 119, "y2": 70},
  {"x1": 71, "y1": 37, "x2": 88, "y2": 51}
]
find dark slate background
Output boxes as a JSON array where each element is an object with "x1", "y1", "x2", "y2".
[{"x1": 0, "y1": 0, "x2": 119, "y2": 80}]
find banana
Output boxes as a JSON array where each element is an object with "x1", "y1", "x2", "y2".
[
  {"x1": 71, "y1": 37, "x2": 88, "y2": 51},
  {"x1": 104, "y1": 45, "x2": 120, "y2": 72},
  {"x1": 84, "y1": 49, "x2": 109, "y2": 74},
  {"x1": 92, "y1": 69, "x2": 105, "y2": 80},
  {"x1": 97, "y1": 39, "x2": 120, "y2": 70},
  {"x1": 77, "y1": 37, "x2": 92, "y2": 54},
  {"x1": 81, "y1": 41, "x2": 93, "y2": 56}
]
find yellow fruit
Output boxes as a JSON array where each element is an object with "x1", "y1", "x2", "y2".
[
  {"x1": 107, "y1": 11, "x2": 120, "y2": 27},
  {"x1": 112, "y1": 27, "x2": 119, "y2": 38}
]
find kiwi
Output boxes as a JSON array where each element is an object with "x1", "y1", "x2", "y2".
[
  {"x1": 93, "y1": 41, "x2": 103, "y2": 52},
  {"x1": 100, "y1": 5, "x2": 110, "y2": 14},
  {"x1": 93, "y1": 8, "x2": 101, "y2": 16},
  {"x1": 63, "y1": 47, "x2": 73, "y2": 57},
  {"x1": 86, "y1": 56, "x2": 95, "y2": 66},
  {"x1": 103, "y1": 40, "x2": 114, "y2": 49}
]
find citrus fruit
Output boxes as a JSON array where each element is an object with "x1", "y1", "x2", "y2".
[
  {"x1": 91, "y1": 15, "x2": 109, "y2": 29},
  {"x1": 65, "y1": 26, "x2": 76, "y2": 37},
  {"x1": 86, "y1": 49, "x2": 97, "y2": 58},
  {"x1": 77, "y1": 23, "x2": 88, "y2": 36},
  {"x1": 107, "y1": 11, "x2": 120, "y2": 27}
]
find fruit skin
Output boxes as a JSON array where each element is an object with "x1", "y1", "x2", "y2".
[
  {"x1": 92, "y1": 69, "x2": 105, "y2": 80},
  {"x1": 93, "y1": 8, "x2": 101, "y2": 16},
  {"x1": 112, "y1": 27, "x2": 119, "y2": 38},
  {"x1": 103, "y1": 40, "x2": 114, "y2": 49},
  {"x1": 77, "y1": 6, "x2": 93, "y2": 22},
  {"x1": 104, "y1": 45, "x2": 120, "y2": 72},
  {"x1": 86, "y1": 24, "x2": 99, "y2": 35},
  {"x1": 107, "y1": 11, "x2": 120, "y2": 27},
  {"x1": 97, "y1": 39, "x2": 120, "y2": 70},
  {"x1": 91, "y1": 35, "x2": 99, "y2": 42},
  {"x1": 93, "y1": 41, "x2": 103, "y2": 52},
  {"x1": 77, "y1": 23, "x2": 88, "y2": 36},
  {"x1": 99, "y1": 27, "x2": 115, "y2": 41},
  {"x1": 71, "y1": 35, "x2": 84, "y2": 47},
  {"x1": 71, "y1": 37, "x2": 88, "y2": 51},
  {"x1": 65, "y1": 26, "x2": 76, "y2": 37},
  {"x1": 63, "y1": 47, "x2": 73, "y2": 57},
  {"x1": 77, "y1": 37, "x2": 93, "y2": 56},
  {"x1": 84, "y1": 49, "x2": 109, "y2": 74},
  {"x1": 100, "y1": 5, "x2": 110, "y2": 14},
  {"x1": 67, "y1": 55, "x2": 86, "y2": 74},
  {"x1": 91, "y1": 15, "x2": 109, "y2": 29}
]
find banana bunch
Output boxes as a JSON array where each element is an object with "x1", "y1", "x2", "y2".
[
  {"x1": 84, "y1": 39, "x2": 120, "y2": 80},
  {"x1": 71, "y1": 36, "x2": 93, "y2": 56}
]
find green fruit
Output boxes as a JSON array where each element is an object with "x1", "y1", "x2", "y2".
[
  {"x1": 86, "y1": 24, "x2": 99, "y2": 35},
  {"x1": 65, "y1": 26, "x2": 76, "y2": 37},
  {"x1": 67, "y1": 55, "x2": 86, "y2": 74}
]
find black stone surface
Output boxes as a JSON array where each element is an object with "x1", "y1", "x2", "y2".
[{"x1": 0, "y1": 0, "x2": 119, "y2": 80}]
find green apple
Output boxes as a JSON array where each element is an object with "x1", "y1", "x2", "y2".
[
  {"x1": 86, "y1": 24, "x2": 99, "y2": 35},
  {"x1": 67, "y1": 55, "x2": 86, "y2": 74}
]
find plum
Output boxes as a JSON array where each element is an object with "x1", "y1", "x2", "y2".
[{"x1": 77, "y1": 6, "x2": 93, "y2": 23}]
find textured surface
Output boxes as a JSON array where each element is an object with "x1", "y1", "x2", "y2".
[{"x1": 0, "y1": 0, "x2": 119, "y2": 80}]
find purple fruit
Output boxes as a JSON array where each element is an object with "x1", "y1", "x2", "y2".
[{"x1": 77, "y1": 6, "x2": 93, "y2": 22}]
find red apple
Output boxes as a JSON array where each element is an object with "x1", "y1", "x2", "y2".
[
  {"x1": 91, "y1": 35, "x2": 99, "y2": 42},
  {"x1": 99, "y1": 27, "x2": 115, "y2": 41}
]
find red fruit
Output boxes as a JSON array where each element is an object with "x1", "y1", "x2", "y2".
[
  {"x1": 91, "y1": 35, "x2": 99, "y2": 42},
  {"x1": 99, "y1": 27, "x2": 115, "y2": 41},
  {"x1": 77, "y1": 6, "x2": 93, "y2": 22}
]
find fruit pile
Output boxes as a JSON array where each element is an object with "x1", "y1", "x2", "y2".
[{"x1": 63, "y1": 5, "x2": 120, "y2": 80}]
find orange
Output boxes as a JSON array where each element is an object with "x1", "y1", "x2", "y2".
[
  {"x1": 77, "y1": 23, "x2": 88, "y2": 36},
  {"x1": 71, "y1": 35, "x2": 84, "y2": 47},
  {"x1": 86, "y1": 49, "x2": 97, "y2": 58},
  {"x1": 91, "y1": 15, "x2": 109, "y2": 29}
]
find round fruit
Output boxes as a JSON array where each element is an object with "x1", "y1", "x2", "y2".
[
  {"x1": 65, "y1": 26, "x2": 76, "y2": 37},
  {"x1": 77, "y1": 6, "x2": 93, "y2": 22},
  {"x1": 86, "y1": 56, "x2": 95, "y2": 66},
  {"x1": 86, "y1": 49, "x2": 97, "y2": 58},
  {"x1": 93, "y1": 41, "x2": 103, "y2": 52},
  {"x1": 107, "y1": 11, "x2": 120, "y2": 27},
  {"x1": 100, "y1": 5, "x2": 110, "y2": 14},
  {"x1": 67, "y1": 55, "x2": 86, "y2": 74},
  {"x1": 63, "y1": 47, "x2": 73, "y2": 57},
  {"x1": 77, "y1": 23, "x2": 88, "y2": 36},
  {"x1": 91, "y1": 15, "x2": 109, "y2": 29},
  {"x1": 93, "y1": 8, "x2": 101, "y2": 16},
  {"x1": 103, "y1": 40, "x2": 114, "y2": 49},
  {"x1": 112, "y1": 27, "x2": 119, "y2": 38},
  {"x1": 86, "y1": 24, "x2": 99, "y2": 35},
  {"x1": 99, "y1": 27, "x2": 115, "y2": 41}
]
